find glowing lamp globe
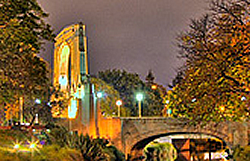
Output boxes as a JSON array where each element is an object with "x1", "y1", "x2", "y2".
[
  {"x1": 30, "y1": 143, "x2": 36, "y2": 149},
  {"x1": 136, "y1": 93, "x2": 143, "y2": 101},
  {"x1": 35, "y1": 99, "x2": 41, "y2": 104},
  {"x1": 14, "y1": 144, "x2": 20, "y2": 149},
  {"x1": 116, "y1": 100, "x2": 122, "y2": 106},
  {"x1": 97, "y1": 92, "x2": 103, "y2": 98}
]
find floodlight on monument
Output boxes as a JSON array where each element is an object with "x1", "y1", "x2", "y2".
[
  {"x1": 59, "y1": 75, "x2": 68, "y2": 89},
  {"x1": 74, "y1": 85, "x2": 84, "y2": 99},
  {"x1": 68, "y1": 98, "x2": 77, "y2": 119}
]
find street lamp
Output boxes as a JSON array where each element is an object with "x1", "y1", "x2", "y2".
[
  {"x1": 136, "y1": 93, "x2": 143, "y2": 118},
  {"x1": 34, "y1": 99, "x2": 41, "y2": 125},
  {"x1": 35, "y1": 99, "x2": 41, "y2": 104},
  {"x1": 14, "y1": 144, "x2": 20, "y2": 149},
  {"x1": 19, "y1": 97, "x2": 24, "y2": 125},
  {"x1": 30, "y1": 142, "x2": 36, "y2": 159},
  {"x1": 151, "y1": 84, "x2": 157, "y2": 90},
  {"x1": 116, "y1": 100, "x2": 122, "y2": 117},
  {"x1": 167, "y1": 108, "x2": 172, "y2": 117},
  {"x1": 96, "y1": 91, "x2": 103, "y2": 137},
  {"x1": 219, "y1": 106, "x2": 225, "y2": 112},
  {"x1": 97, "y1": 92, "x2": 103, "y2": 98}
]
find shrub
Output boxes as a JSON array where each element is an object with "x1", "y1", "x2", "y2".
[{"x1": 233, "y1": 145, "x2": 250, "y2": 161}]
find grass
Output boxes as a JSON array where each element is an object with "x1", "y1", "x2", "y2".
[{"x1": 0, "y1": 129, "x2": 30, "y2": 146}]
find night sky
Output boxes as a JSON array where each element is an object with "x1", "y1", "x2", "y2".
[{"x1": 37, "y1": 0, "x2": 207, "y2": 86}]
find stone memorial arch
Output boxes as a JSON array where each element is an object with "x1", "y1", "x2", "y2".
[{"x1": 53, "y1": 23, "x2": 98, "y2": 135}]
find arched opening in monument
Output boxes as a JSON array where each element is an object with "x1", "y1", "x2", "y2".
[
  {"x1": 131, "y1": 132, "x2": 229, "y2": 161},
  {"x1": 59, "y1": 44, "x2": 70, "y2": 90}
]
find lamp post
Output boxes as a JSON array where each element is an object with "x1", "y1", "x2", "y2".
[
  {"x1": 34, "y1": 99, "x2": 41, "y2": 125},
  {"x1": 35, "y1": 99, "x2": 41, "y2": 104},
  {"x1": 167, "y1": 108, "x2": 172, "y2": 117},
  {"x1": 19, "y1": 97, "x2": 24, "y2": 125},
  {"x1": 97, "y1": 92, "x2": 103, "y2": 99},
  {"x1": 136, "y1": 93, "x2": 143, "y2": 118},
  {"x1": 96, "y1": 91, "x2": 103, "y2": 137},
  {"x1": 30, "y1": 142, "x2": 36, "y2": 160},
  {"x1": 116, "y1": 100, "x2": 122, "y2": 117}
]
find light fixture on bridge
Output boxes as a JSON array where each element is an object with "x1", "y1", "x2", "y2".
[{"x1": 136, "y1": 93, "x2": 143, "y2": 118}]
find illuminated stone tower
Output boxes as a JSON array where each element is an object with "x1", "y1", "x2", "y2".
[{"x1": 53, "y1": 23, "x2": 97, "y2": 134}]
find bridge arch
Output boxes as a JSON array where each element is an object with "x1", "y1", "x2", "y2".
[
  {"x1": 131, "y1": 132, "x2": 228, "y2": 152},
  {"x1": 119, "y1": 117, "x2": 249, "y2": 158}
]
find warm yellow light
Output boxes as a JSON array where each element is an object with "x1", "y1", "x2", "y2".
[
  {"x1": 151, "y1": 84, "x2": 157, "y2": 90},
  {"x1": 68, "y1": 98, "x2": 77, "y2": 119},
  {"x1": 219, "y1": 106, "x2": 225, "y2": 112}
]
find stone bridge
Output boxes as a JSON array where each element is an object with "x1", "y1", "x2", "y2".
[{"x1": 96, "y1": 117, "x2": 249, "y2": 159}]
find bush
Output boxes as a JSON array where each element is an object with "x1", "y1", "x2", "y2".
[
  {"x1": 48, "y1": 126, "x2": 125, "y2": 161},
  {"x1": 233, "y1": 145, "x2": 250, "y2": 161},
  {"x1": 144, "y1": 142, "x2": 177, "y2": 161},
  {"x1": 34, "y1": 144, "x2": 82, "y2": 161},
  {"x1": 49, "y1": 126, "x2": 110, "y2": 160}
]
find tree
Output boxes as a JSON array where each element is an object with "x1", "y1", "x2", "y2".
[
  {"x1": 165, "y1": 0, "x2": 250, "y2": 124},
  {"x1": 91, "y1": 77, "x2": 125, "y2": 117},
  {"x1": 145, "y1": 69, "x2": 155, "y2": 85},
  {"x1": 0, "y1": 0, "x2": 54, "y2": 122},
  {"x1": 50, "y1": 85, "x2": 70, "y2": 118},
  {"x1": 98, "y1": 69, "x2": 165, "y2": 116}
]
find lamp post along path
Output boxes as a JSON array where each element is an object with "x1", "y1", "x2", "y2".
[
  {"x1": 136, "y1": 93, "x2": 143, "y2": 118},
  {"x1": 19, "y1": 97, "x2": 24, "y2": 124},
  {"x1": 138, "y1": 100, "x2": 142, "y2": 118},
  {"x1": 116, "y1": 100, "x2": 122, "y2": 117}
]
